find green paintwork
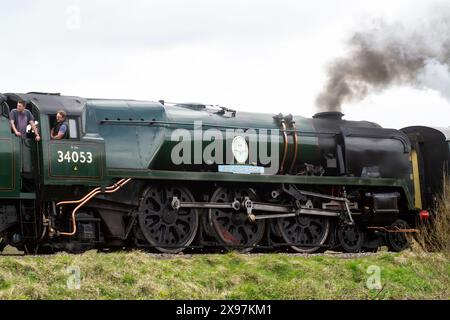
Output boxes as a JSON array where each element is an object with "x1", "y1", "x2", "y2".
[
  {"x1": 0, "y1": 114, "x2": 21, "y2": 198},
  {"x1": 106, "y1": 168, "x2": 414, "y2": 209},
  {"x1": 295, "y1": 117, "x2": 319, "y2": 164},
  {"x1": 157, "y1": 107, "x2": 320, "y2": 168},
  {"x1": 87, "y1": 101, "x2": 320, "y2": 171},
  {"x1": 46, "y1": 142, "x2": 104, "y2": 179},
  {"x1": 19, "y1": 192, "x2": 36, "y2": 199},
  {"x1": 39, "y1": 116, "x2": 107, "y2": 186},
  {"x1": 85, "y1": 100, "x2": 167, "y2": 169},
  {"x1": 0, "y1": 138, "x2": 14, "y2": 189}
]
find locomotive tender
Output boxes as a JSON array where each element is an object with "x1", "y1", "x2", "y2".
[{"x1": 0, "y1": 92, "x2": 448, "y2": 254}]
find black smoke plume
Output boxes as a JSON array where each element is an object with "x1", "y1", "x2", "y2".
[{"x1": 316, "y1": 7, "x2": 450, "y2": 112}]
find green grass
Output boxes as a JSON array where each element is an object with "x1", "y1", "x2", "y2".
[{"x1": 0, "y1": 250, "x2": 448, "y2": 299}]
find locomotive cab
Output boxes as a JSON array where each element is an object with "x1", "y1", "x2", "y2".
[
  {"x1": 19, "y1": 93, "x2": 108, "y2": 188},
  {"x1": 1, "y1": 92, "x2": 108, "y2": 250},
  {"x1": 2, "y1": 94, "x2": 43, "y2": 186}
]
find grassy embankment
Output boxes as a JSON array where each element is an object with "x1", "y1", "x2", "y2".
[{"x1": 0, "y1": 249, "x2": 448, "y2": 299}]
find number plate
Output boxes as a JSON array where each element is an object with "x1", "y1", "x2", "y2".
[{"x1": 48, "y1": 143, "x2": 103, "y2": 180}]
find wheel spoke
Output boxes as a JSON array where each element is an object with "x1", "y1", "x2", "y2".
[
  {"x1": 146, "y1": 218, "x2": 162, "y2": 231},
  {"x1": 177, "y1": 213, "x2": 193, "y2": 224},
  {"x1": 138, "y1": 185, "x2": 199, "y2": 253},
  {"x1": 278, "y1": 215, "x2": 330, "y2": 253},
  {"x1": 386, "y1": 219, "x2": 411, "y2": 252},
  {"x1": 338, "y1": 224, "x2": 364, "y2": 253},
  {"x1": 172, "y1": 224, "x2": 186, "y2": 240},
  {"x1": 208, "y1": 187, "x2": 265, "y2": 252}
]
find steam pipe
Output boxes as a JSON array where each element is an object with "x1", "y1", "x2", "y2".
[
  {"x1": 279, "y1": 121, "x2": 288, "y2": 174},
  {"x1": 57, "y1": 178, "x2": 131, "y2": 236},
  {"x1": 56, "y1": 178, "x2": 127, "y2": 207},
  {"x1": 289, "y1": 123, "x2": 298, "y2": 174}
]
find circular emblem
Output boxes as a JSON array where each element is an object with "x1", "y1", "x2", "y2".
[{"x1": 231, "y1": 136, "x2": 249, "y2": 164}]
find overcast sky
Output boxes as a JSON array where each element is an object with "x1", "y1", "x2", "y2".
[{"x1": 1, "y1": 0, "x2": 449, "y2": 129}]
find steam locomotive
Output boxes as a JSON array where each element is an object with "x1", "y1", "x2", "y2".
[{"x1": 0, "y1": 92, "x2": 448, "y2": 254}]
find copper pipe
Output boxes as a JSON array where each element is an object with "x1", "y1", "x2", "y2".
[
  {"x1": 56, "y1": 187, "x2": 101, "y2": 207},
  {"x1": 56, "y1": 178, "x2": 127, "y2": 207},
  {"x1": 288, "y1": 123, "x2": 298, "y2": 174},
  {"x1": 279, "y1": 122, "x2": 288, "y2": 174},
  {"x1": 366, "y1": 226, "x2": 418, "y2": 233},
  {"x1": 58, "y1": 178, "x2": 131, "y2": 236}
]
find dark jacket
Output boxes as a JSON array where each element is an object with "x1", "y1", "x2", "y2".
[
  {"x1": 52, "y1": 121, "x2": 69, "y2": 139},
  {"x1": 52, "y1": 121, "x2": 70, "y2": 139}
]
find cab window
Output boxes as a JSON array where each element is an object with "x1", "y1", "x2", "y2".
[
  {"x1": 68, "y1": 118, "x2": 79, "y2": 139},
  {"x1": 49, "y1": 115, "x2": 80, "y2": 140}
]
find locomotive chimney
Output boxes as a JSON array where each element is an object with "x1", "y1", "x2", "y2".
[{"x1": 312, "y1": 111, "x2": 344, "y2": 120}]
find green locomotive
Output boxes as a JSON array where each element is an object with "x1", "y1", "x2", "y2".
[{"x1": 0, "y1": 92, "x2": 448, "y2": 253}]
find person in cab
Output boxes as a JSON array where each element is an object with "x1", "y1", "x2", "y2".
[
  {"x1": 51, "y1": 110, "x2": 69, "y2": 140},
  {"x1": 10, "y1": 100, "x2": 41, "y2": 141}
]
